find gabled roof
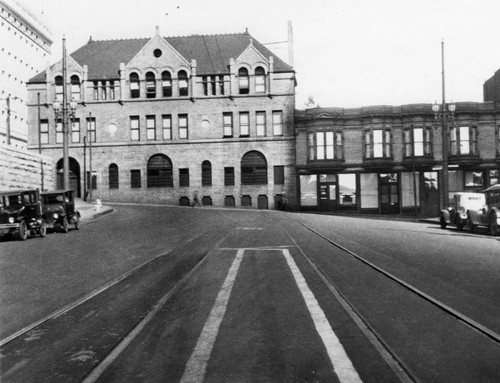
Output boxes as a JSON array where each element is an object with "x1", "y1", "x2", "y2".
[{"x1": 29, "y1": 32, "x2": 293, "y2": 83}]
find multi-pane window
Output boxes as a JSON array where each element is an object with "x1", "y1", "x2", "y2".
[
  {"x1": 55, "y1": 76, "x2": 63, "y2": 101},
  {"x1": 86, "y1": 117, "x2": 96, "y2": 143},
  {"x1": 109, "y1": 81, "x2": 115, "y2": 100},
  {"x1": 162, "y1": 115, "x2": 172, "y2": 140},
  {"x1": 238, "y1": 67, "x2": 249, "y2": 94},
  {"x1": 274, "y1": 166, "x2": 285, "y2": 185},
  {"x1": 40, "y1": 119, "x2": 49, "y2": 144},
  {"x1": 223, "y1": 113, "x2": 233, "y2": 137},
  {"x1": 130, "y1": 170, "x2": 141, "y2": 188},
  {"x1": 109, "y1": 164, "x2": 119, "y2": 189},
  {"x1": 308, "y1": 130, "x2": 343, "y2": 160},
  {"x1": 179, "y1": 168, "x2": 190, "y2": 187},
  {"x1": 179, "y1": 114, "x2": 188, "y2": 139},
  {"x1": 130, "y1": 72, "x2": 140, "y2": 98},
  {"x1": 241, "y1": 151, "x2": 268, "y2": 185},
  {"x1": 101, "y1": 81, "x2": 107, "y2": 100},
  {"x1": 71, "y1": 119, "x2": 80, "y2": 143},
  {"x1": 218, "y1": 75, "x2": 225, "y2": 95},
  {"x1": 56, "y1": 120, "x2": 63, "y2": 143},
  {"x1": 239, "y1": 112, "x2": 249, "y2": 136},
  {"x1": 162, "y1": 71, "x2": 172, "y2": 97},
  {"x1": 272, "y1": 111, "x2": 283, "y2": 136},
  {"x1": 147, "y1": 154, "x2": 173, "y2": 187},
  {"x1": 465, "y1": 170, "x2": 484, "y2": 187},
  {"x1": 130, "y1": 116, "x2": 140, "y2": 141},
  {"x1": 146, "y1": 72, "x2": 156, "y2": 98},
  {"x1": 404, "y1": 127, "x2": 432, "y2": 157},
  {"x1": 146, "y1": 115, "x2": 156, "y2": 140},
  {"x1": 70, "y1": 75, "x2": 81, "y2": 101},
  {"x1": 256, "y1": 111, "x2": 266, "y2": 136},
  {"x1": 490, "y1": 169, "x2": 499, "y2": 186},
  {"x1": 450, "y1": 126, "x2": 477, "y2": 155},
  {"x1": 93, "y1": 82, "x2": 99, "y2": 100},
  {"x1": 255, "y1": 67, "x2": 266, "y2": 93},
  {"x1": 178, "y1": 70, "x2": 188, "y2": 96},
  {"x1": 364, "y1": 129, "x2": 392, "y2": 158},
  {"x1": 202, "y1": 160, "x2": 212, "y2": 186},
  {"x1": 203, "y1": 76, "x2": 217, "y2": 96},
  {"x1": 224, "y1": 167, "x2": 235, "y2": 186}
]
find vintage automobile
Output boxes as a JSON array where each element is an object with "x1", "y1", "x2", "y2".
[
  {"x1": 0, "y1": 189, "x2": 46, "y2": 240},
  {"x1": 465, "y1": 184, "x2": 500, "y2": 236},
  {"x1": 439, "y1": 192, "x2": 485, "y2": 231},
  {"x1": 41, "y1": 189, "x2": 80, "y2": 232}
]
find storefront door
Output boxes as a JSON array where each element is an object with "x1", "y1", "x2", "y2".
[
  {"x1": 380, "y1": 173, "x2": 399, "y2": 214},
  {"x1": 318, "y1": 174, "x2": 337, "y2": 211}
]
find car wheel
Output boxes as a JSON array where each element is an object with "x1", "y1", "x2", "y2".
[
  {"x1": 39, "y1": 220, "x2": 47, "y2": 238},
  {"x1": 490, "y1": 213, "x2": 500, "y2": 236},
  {"x1": 440, "y1": 214, "x2": 447, "y2": 229},
  {"x1": 467, "y1": 213, "x2": 475, "y2": 232},
  {"x1": 74, "y1": 215, "x2": 80, "y2": 230},
  {"x1": 17, "y1": 220, "x2": 28, "y2": 241},
  {"x1": 61, "y1": 217, "x2": 69, "y2": 233}
]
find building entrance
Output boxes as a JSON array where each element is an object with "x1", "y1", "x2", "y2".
[
  {"x1": 380, "y1": 173, "x2": 399, "y2": 214},
  {"x1": 56, "y1": 157, "x2": 81, "y2": 197},
  {"x1": 318, "y1": 174, "x2": 337, "y2": 211}
]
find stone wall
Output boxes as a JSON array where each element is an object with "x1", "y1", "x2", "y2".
[{"x1": 0, "y1": 143, "x2": 54, "y2": 191}]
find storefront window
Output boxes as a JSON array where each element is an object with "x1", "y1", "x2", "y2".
[
  {"x1": 465, "y1": 171, "x2": 484, "y2": 187},
  {"x1": 300, "y1": 175, "x2": 317, "y2": 206},
  {"x1": 360, "y1": 173, "x2": 378, "y2": 208},
  {"x1": 401, "y1": 172, "x2": 420, "y2": 207},
  {"x1": 490, "y1": 169, "x2": 498, "y2": 186},
  {"x1": 339, "y1": 174, "x2": 356, "y2": 205}
]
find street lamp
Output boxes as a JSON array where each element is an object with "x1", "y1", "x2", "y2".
[{"x1": 53, "y1": 98, "x2": 77, "y2": 190}]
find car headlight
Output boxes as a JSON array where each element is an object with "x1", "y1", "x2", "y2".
[
  {"x1": 53, "y1": 213, "x2": 59, "y2": 219},
  {"x1": 8, "y1": 217, "x2": 14, "y2": 224}
]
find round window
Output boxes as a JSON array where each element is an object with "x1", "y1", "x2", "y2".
[{"x1": 153, "y1": 49, "x2": 162, "y2": 58}]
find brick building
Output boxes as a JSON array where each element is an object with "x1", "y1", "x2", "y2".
[
  {"x1": 484, "y1": 69, "x2": 500, "y2": 102},
  {"x1": 26, "y1": 28, "x2": 296, "y2": 208},
  {"x1": 295, "y1": 103, "x2": 500, "y2": 215}
]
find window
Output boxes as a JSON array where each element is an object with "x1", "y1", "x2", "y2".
[
  {"x1": 307, "y1": 130, "x2": 344, "y2": 160},
  {"x1": 255, "y1": 67, "x2": 266, "y2": 93},
  {"x1": 162, "y1": 71, "x2": 172, "y2": 97},
  {"x1": 239, "y1": 112, "x2": 249, "y2": 136},
  {"x1": 101, "y1": 81, "x2": 107, "y2": 100},
  {"x1": 404, "y1": 127, "x2": 432, "y2": 157},
  {"x1": 109, "y1": 163, "x2": 119, "y2": 189},
  {"x1": 450, "y1": 126, "x2": 477, "y2": 155},
  {"x1": 465, "y1": 171, "x2": 484, "y2": 187},
  {"x1": 238, "y1": 67, "x2": 249, "y2": 94},
  {"x1": 130, "y1": 116, "x2": 140, "y2": 141},
  {"x1": 274, "y1": 166, "x2": 285, "y2": 185},
  {"x1": 70, "y1": 75, "x2": 81, "y2": 101},
  {"x1": 223, "y1": 113, "x2": 233, "y2": 137},
  {"x1": 224, "y1": 167, "x2": 235, "y2": 186},
  {"x1": 40, "y1": 119, "x2": 48, "y2": 144},
  {"x1": 203, "y1": 76, "x2": 217, "y2": 96},
  {"x1": 109, "y1": 81, "x2": 115, "y2": 100},
  {"x1": 218, "y1": 75, "x2": 225, "y2": 95},
  {"x1": 241, "y1": 151, "x2": 267, "y2": 185},
  {"x1": 55, "y1": 75, "x2": 63, "y2": 101},
  {"x1": 162, "y1": 115, "x2": 172, "y2": 140},
  {"x1": 179, "y1": 114, "x2": 188, "y2": 139},
  {"x1": 130, "y1": 72, "x2": 140, "y2": 98},
  {"x1": 256, "y1": 111, "x2": 266, "y2": 136},
  {"x1": 87, "y1": 117, "x2": 96, "y2": 143},
  {"x1": 489, "y1": 169, "x2": 499, "y2": 186},
  {"x1": 272, "y1": 111, "x2": 283, "y2": 136},
  {"x1": 179, "y1": 168, "x2": 190, "y2": 187},
  {"x1": 364, "y1": 129, "x2": 391, "y2": 158},
  {"x1": 147, "y1": 154, "x2": 173, "y2": 187},
  {"x1": 71, "y1": 119, "x2": 80, "y2": 143},
  {"x1": 93, "y1": 81, "x2": 99, "y2": 100},
  {"x1": 130, "y1": 170, "x2": 141, "y2": 188},
  {"x1": 56, "y1": 120, "x2": 63, "y2": 143},
  {"x1": 178, "y1": 70, "x2": 188, "y2": 96},
  {"x1": 146, "y1": 115, "x2": 156, "y2": 140},
  {"x1": 146, "y1": 72, "x2": 156, "y2": 98},
  {"x1": 202, "y1": 160, "x2": 212, "y2": 186}
]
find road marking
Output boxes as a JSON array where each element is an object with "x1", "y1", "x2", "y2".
[
  {"x1": 180, "y1": 248, "x2": 245, "y2": 383},
  {"x1": 281, "y1": 248, "x2": 362, "y2": 383}
]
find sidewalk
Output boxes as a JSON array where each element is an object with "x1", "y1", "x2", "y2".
[{"x1": 75, "y1": 198, "x2": 114, "y2": 222}]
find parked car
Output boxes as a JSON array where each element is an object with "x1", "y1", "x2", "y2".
[
  {"x1": 0, "y1": 189, "x2": 46, "y2": 240},
  {"x1": 439, "y1": 192, "x2": 485, "y2": 231},
  {"x1": 465, "y1": 184, "x2": 500, "y2": 236},
  {"x1": 41, "y1": 189, "x2": 80, "y2": 232}
]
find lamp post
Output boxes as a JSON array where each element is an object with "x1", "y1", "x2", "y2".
[{"x1": 432, "y1": 40, "x2": 455, "y2": 209}]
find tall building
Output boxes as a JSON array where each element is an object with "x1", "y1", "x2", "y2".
[
  {"x1": 26, "y1": 28, "x2": 296, "y2": 208},
  {"x1": 0, "y1": 0, "x2": 52, "y2": 148},
  {"x1": 484, "y1": 69, "x2": 500, "y2": 102}
]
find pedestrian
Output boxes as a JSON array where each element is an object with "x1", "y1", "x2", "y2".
[{"x1": 192, "y1": 191, "x2": 201, "y2": 207}]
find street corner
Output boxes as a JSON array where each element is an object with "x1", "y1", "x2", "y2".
[{"x1": 75, "y1": 199, "x2": 114, "y2": 223}]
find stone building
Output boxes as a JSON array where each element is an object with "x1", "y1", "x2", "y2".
[
  {"x1": 295, "y1": 103, "x2": 500, "y2": 215},
  {"x1": 484, "y1": 69, "x2": 500, "y2": 102},
  {"x1": 26, "y1": 28, "x2": 296, "y2": 208}
]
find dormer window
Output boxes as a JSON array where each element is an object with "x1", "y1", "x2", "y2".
[
  {"x1": 178, "y1": 70, "x2": 188, "y2": 96},
  {"x1": 238, "y1": 67, "x2": 249, "y2": 94},
  {"x1": 70, "y1": 75, "x2": 81, "y2": 101},
  {"x1": 255, "y1": 67, "x2": 266, "y2": 93},
  {"x1": 162, "y1": 71, "x2": 172, "y2": 97},
  {"x1": 130, "y1": 72, "x2": 140, "y2": 98},
  {"x1": 146, "y1": 72, "x2": 156, "y2": 98}
]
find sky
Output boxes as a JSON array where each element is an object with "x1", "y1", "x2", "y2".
[{"x1": 17, "y1": 0, "x2": 500, "y2": 108}]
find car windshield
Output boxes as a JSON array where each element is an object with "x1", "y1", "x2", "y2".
[
  {"x1": 0, "y1": 194, "x2": 23, "y2": 210},
  {"x1": 43, "y1": 194, "x2": 64, "y2": 204}
]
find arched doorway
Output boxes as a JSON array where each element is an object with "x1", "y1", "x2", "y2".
[{"x1": 57, "y1": 157, "x2": 81, "y2": 197}]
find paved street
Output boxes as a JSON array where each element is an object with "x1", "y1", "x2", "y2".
[{"x1": 1, "y1": 204, "x2": 499, "y2": 382}]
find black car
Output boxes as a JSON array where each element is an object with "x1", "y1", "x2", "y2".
[
  {"x1": 0, "y1": 189, "x2": 47, "y2": 240},
  {"x1": 41, "y1": 190, "x2": 80, "y2": 233}
]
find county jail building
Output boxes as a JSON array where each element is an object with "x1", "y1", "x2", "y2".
[
  {"x1": 295, "y1": 103, "x2": 500, "y2": 216},
  {"x1": 25, "y1": 28, "x2": 297, "y2": 209}
]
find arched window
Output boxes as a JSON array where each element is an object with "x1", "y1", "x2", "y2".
[
  {"x1": 147, "y1": 154, "x2": 173, "y2": 187},
  {"x1": 241, "y1": 151, "x2": 267, "y2": 185},
  {"x1": 146, "y1": 72, "x2": 156, "y2": 98},
  {"x1": 129, "y1": 72, "x2": 140, "y2": 98},
  {"x1": 109, "y1": 163, "x2": 119, "y2": 189},
  {"x1": 70, "y1": 75, "x2": 81, "y2": 100},
  {"x1": 178, "y1": 70, "x2": 188, "y2": 96},
  {"x1": 238, "y1": 67, "x2": 249, "y2": 94},
  {"x1": 162, "y1": 71, "x2": 172, "y2": 97},
  {"x1": 55, "y1": 75, "x2": 63, "y2": 101},
  {"x1": 202, "y1": 160, "x2": 212, "y2": 186},
  {"x1": 255, "y1": 67, "x2": 266, "y2": 93}
]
